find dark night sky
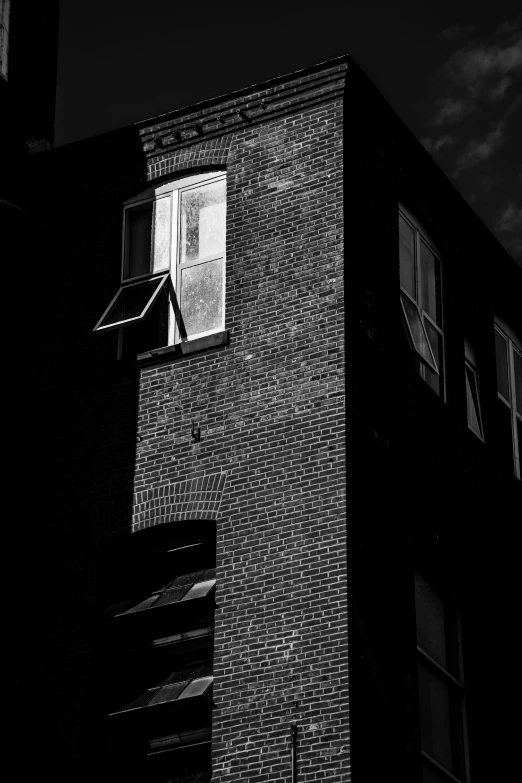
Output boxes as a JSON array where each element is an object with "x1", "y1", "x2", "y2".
[{"x1": 56, "y1": 0, "x2": 521, "y2": 261}]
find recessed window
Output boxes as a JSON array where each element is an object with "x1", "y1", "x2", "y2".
[
  {"x1": 100, "y1": 523, "x2": 216, "y2": 782},
  {"x1": 94, "y1": 172, "x2": 226, "y2": 352},
  {"x1": 494, "y1": 321, "x2": 521, "y2": 479},
  {"x1": 415, "y1": 571, "x2": 469, "y2": 783},
  {"x1": 399, "y1": 208, "x2": 444, "y2": 396},
  {"x1": 464, "y1": 341, "x2": 484, "y2": 441}
]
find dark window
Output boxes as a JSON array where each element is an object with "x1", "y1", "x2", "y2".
[
  {"x1": 415, "y1": 571, "x2": 469, "y2": 783},
  {"x1": 99, "y1": 523, "x2": 216, "y2": 783}
]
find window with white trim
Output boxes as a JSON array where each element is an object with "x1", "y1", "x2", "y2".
[
  {"x1": 415, "y1": 571, "x2": 470, "y2": 783},
  {"x1": 94, "y1": 172, "x2": 226, "y2": 351},
  {"x1": 494, "y1": 321, "x2": 521, "y2": 480},
  {"x1": 464, "y1": 341, "x2": 484, "y2": 441},
  {"x1": 399, "y1": 207, "x2": 444, "y2": 397}
]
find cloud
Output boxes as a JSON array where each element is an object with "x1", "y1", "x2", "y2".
[
  {"x1": 421, "y1": 135, "x2": 456, "y2": 154},
  {"x1": 495, "y1": 198, "x2": 522, "y2": 260},
  {"x1": 444, "y1": 37, "x2": 522, "y2": 98},
  {"x1": 495, "y1": 201, "x2": 522, "y2": 234},
  {"x1": 454, "y1": 122, "x2": 505, "y2": 175},
  {"x1": 487, "y1": 75, "x2": 512, "y2": 101},
  {"x1": 433, "y1": 97, "x2": 470, "y2": 125},
  {"x1": 440, "y1": 24, "x2": 476, "y2": 41},
  {"x1": 432, "y1": 23, "x2": 522, "y2": 127}
]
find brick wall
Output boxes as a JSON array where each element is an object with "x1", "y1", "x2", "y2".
[{"x1": 135, "y1": 98, "x2": 348, "y2": 781}]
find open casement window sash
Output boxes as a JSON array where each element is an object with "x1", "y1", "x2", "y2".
[
  {"x1": 464, "y1": 362, "x2": 484, "y2": 440},
  {"x1": 400, "y1": 290, "x2": 439, "y2": 374},
  {"x1": 93, "y1": 172, "x2": 226, "y2": 346},
  {"x1": 494, "y1": 323, "x2": 522, "y2": 479},
  {"x1": 93, "y1": 274, "x2": 169, "y2": 332},
  {"x1": 399, "y1": 209, "x2": 444, "y2": 390},
  {"x1": 464, "y1": 342, "x2": 484, "y2": 441}
]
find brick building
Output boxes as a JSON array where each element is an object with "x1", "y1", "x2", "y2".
[{"x1": 14, "y1": 56, "x2": 520, "y2": 783}]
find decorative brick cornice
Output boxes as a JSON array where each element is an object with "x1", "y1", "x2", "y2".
[{"x1": 139, "y1": 59, "x2": 348, "y2": 158}]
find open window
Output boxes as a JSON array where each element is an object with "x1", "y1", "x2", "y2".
[
  {"x1": 415, "y1": 570, "x2": 470, "y2": 783},
  {"x1": 464, "y1": 341, "x2": 484, "y2": 441},
  {"x1": 494, "y1": 320, "x2": 521, "y2": 479},
  {"x1": 99, "y1": 522, "x2": 216, "y2": 783},
  {"x1": 94, "y1": 172, "x2": 226, "y2": 356},
  {"x1": 399, "y1": 207, "x2": 444, "y2": 397}
]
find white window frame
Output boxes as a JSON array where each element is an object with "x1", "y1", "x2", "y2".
[
  {"x1": 94, "y1": 171, "x2": 226, "y2": 347},
  {"x1": 494, "y1": 319, "x2": 521, "y2": 480},
  {"x1": 399, "y1": 205, "x2": 445, "y2": 398},
  {"x1": 415, "y1": 570, "x2": 471, "y2": 783},
  {"x1": 464, "y1": 340, "x2": 484, "y2": 442}
]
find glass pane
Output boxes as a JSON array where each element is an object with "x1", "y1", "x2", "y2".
[
  {"x1": 424, "y1": 321, "x2": 443, "y2": 396},
  {"x1": 180, "y1": 180, "x2": 226, "y2": 263},
  {"x1": 178, "y1": 675, "x2": 213, "y2": 700},
  {"x1": 399, "y1": 215, "x2": 415, "y2": 296},
  {"x1": 101, "y1": 278, "x2": 165, "y2": 327},
  {"x1": 125, "y1": 202, "x2": 153, "y2": 279},
  {"x1": 153, "y1": 196, "x2": 171, "y2": 272},
  {"x1": 418, "y1": 661, "x2": 462, "y2": 776},
  {"x1": 181, "y1": 578, "x2": 216, "y2": 601},
  {"x1": 517, "y1": 417, "x2": 522, "y2": 478},
  {"x1": 496, "y1": 398, "x2": 515, "y2": 474},
  {"x1": 422, "y1": 761, "x2": 452, "y2": 783},
  {"x1": 465, "y1": 365, "x2": 483, "y2": 438},
  {"x1": 401, "y1": 293, "x2": 437, "y2": 371},
  {"x1": 415, "y1": 573, "x2": 447, "y2": 669},
  {"x1": 514, "y1": 349, "x2": 522, "y2": 415},
  {"x1": 495, "y1": 330, "x2": 510, "y2": 402},
  {"x1": 420, "y1": 240, "x2": 441, "y2": 325},
  {"x1": 180, "y1": 258, "x2": 224, "y2": 337},
  {"x1": 148, "y1": 681, "x2": 189, "y2": 707}
]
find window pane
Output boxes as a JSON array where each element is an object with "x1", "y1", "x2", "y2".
[
  {"x1": 179, "y1": 675, "x2": 214, "y2": 699},
  {"x1": 125, "y1": 202, "x2": 153, "y2": 279},
  {"x1": 495, "y1": 397, "x2": 514, "y2": 474},
  {"x1": 180, "y1": 180, "x2": 226, "y2": 263},
  {"x1": 424, "y1": 321, "x2": 443, "y2": 396},
  {"x1": 415, "y1": 573, "x2": 447, "y2": 669},
  {"x1": 495, "y1": 330, "x2": 510, "y2": 402},
  {"x1": 101, "y1": 278, "x2": 165, "y2": 327},
  {"x1": 517, "y1": 417, "x2": 522, "y2": 478},
  {"x1": 422, "y1": 761, "x2": 453, "y2": 783},
  {"x1": 465, "y1": 364, "x2": 483, "y2": 438},
  {"x1": 418, "y1": 661, "x2": 462, "y2": 777},
  {"x1": 180, "y1": 258, "x2": 224, "y2": 337},
  {"x1": 401, "y1": 293, "x2": 437, "y2": 372},
  {"x1": 399, "y1": 215, "x2": 415, "y2": 297},
  {"x1": 420, "y1": 240, "x2": 441, "y2": 325},
  {"x1": 152, "y1": 196, "x2": 171, "y2": 272},
  {"x1": 514, "y1": 349, "x2": 522, "y2": 415}
]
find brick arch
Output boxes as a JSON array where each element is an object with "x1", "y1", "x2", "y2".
[
  {"x1": 146, "y1": 135, "x2": 233, "y2": 183},
  {"x1": 132, "y1": 471, "x2": 227, "y2": 530}
]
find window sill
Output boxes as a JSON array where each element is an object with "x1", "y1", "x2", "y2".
[{"x1": 136, "y1": 330, "x2": 229, "y2": 366}]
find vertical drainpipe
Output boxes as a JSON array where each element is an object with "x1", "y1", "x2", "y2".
[{"x1": 291, "y1": 723, "x2": 297, "y2": 782}]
